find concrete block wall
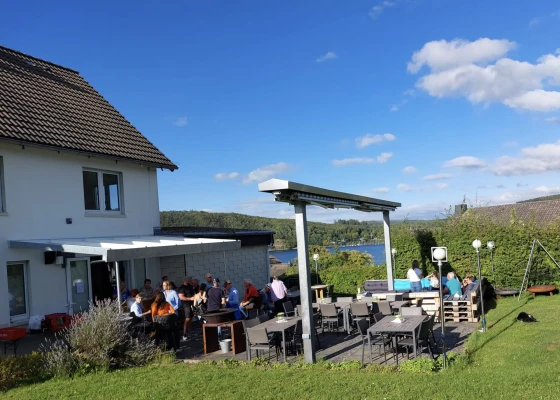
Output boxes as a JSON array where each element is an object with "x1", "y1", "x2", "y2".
[{"x1": 159, "y1": 245, "x2": 269, "y2": 292}]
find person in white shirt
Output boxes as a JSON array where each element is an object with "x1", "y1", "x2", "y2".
[
  {"x1": 407, "y1": 260, "x2": 422, "y2": 293},
  {"x1": 130, "y1": 294, "x2": 150, "y2": 319},
  {"x1": 270, "y1": 276, "x2": 288, "y2": 314}
]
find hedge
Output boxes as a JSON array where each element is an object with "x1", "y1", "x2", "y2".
[{"x1": 391, "y1": 210, "x2": 560, "y2": 288}]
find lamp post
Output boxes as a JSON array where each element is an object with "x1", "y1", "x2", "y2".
[
  {"x1": 431, "y1": 247, "x2": 448, "y2": 369},
  {"x1": 472, "y1": 239, "x2": 486, "y2": 333},
  {"x1": 391, "y1": 248, "x2": 397, "y2": 280},
  {"x1": 487, "y1": 241, "x2": 496, "y2": 285},
  {"x1": 313, "y1": 254, "x2": 319, "y2": 285}
]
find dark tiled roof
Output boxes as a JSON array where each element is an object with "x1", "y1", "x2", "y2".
[
  {"x1": 0, "y1": 46, "x2": 177, "y2": 170},
  {"x1": 469, "y1": 200, "x2": 560, "y2": 226}
]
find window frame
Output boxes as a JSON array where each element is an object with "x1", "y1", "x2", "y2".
[
  {"x1": 0, "y1": 156, "x2": 6, "y2": 214},
  {"x1": 82, "y1": 168, "x2": 125, "y2": 216},
  {"x1": 7, "y1": 261, "x2": 29, "y2": 322}
]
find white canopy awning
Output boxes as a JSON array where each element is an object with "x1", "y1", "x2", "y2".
[{"x1": 8, "y1": 235, "x2": 241, "y2": 262}]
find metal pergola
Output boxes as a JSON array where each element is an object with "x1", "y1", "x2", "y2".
[{"x1": 258, "y1": 179, "x2": 401, "y2": 363}]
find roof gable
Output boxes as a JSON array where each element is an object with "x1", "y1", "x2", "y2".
[{"x1": 0, "y1": 46, "x2": 177, "y2": 170}]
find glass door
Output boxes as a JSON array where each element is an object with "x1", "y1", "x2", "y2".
[
  {"x1": 66, "y1": 259, "x2": 92, "y2": 315},
  {"x1": 7, "y1": 262, "x2": 28, "y2": 321}
]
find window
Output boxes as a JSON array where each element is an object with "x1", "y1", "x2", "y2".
[
  {"x1": 82, "y1": 169, "x2": 123, "y2": 214},
  {"x1": 7, "y1": 262, "x2": 28, "y2": 320},
  {"x1": 0, "y1": 156, "x2": 5, "y2": 213}
]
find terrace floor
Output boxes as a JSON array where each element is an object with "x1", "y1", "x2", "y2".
[{"x1": 8, "y1": 319, "x2": 476, "y2": 366}]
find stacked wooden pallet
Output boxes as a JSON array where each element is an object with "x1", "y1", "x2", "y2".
[{"x1": 442, "y1": 300, "x2": 477, "y2": 322}]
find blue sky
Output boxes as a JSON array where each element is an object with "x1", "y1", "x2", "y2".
[{"x1": 3, "y1": 0, "x2": 560, "y2": 222}]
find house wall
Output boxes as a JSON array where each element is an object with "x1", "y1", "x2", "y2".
[
  {"x1": 160, "y1": 245, "x2": 270, "y2": 293},
  {"x1": 0, "y1": 143, "x2": 161, "y2": 327}
]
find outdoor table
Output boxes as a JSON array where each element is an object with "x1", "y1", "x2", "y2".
[
  {"x1": 311, "y1": 284, "x2": 328, "y2": 299},
  {"x1": 287, "y1": 290, "x2": 301, "y2": 299},
  {"x1": 203, "y1": 320, "x2": 246, "y2": 355},
  {"x1": 368, "y1": 315, "x2": 425, "y2": 362},
  {"x1": 257, "y1": 316, "x2": 300, "y2": 362}
]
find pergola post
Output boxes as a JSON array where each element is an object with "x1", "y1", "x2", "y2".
[
  {"x1": 294, "y1": 201, "x2": 316, "y2": 364},
  {"x1": 383, "y1": 211, "x2": 394, "y2": 291}
]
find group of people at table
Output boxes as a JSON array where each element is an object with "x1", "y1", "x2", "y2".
[
  {"x1": 406, "y1": 260, "x2": 477, "y2": 297},
  {"x1": 114, "y1": 273, "x2": 290, "y2": 351}
]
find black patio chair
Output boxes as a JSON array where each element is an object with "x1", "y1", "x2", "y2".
[
  {"x1": 246, "y1": 327, "x2": 277, "y2": 361},
  {"x1": 319, "y1": 303, "x2": 342, "y2": 335}
]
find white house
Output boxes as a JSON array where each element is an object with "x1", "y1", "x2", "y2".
[{"x1": 0, "y1": 45, "x2": 270, "y2": 328}]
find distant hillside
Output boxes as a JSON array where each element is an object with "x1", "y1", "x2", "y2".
[
  {"x1": 160, "y1": 210, "x2": 435, "y2": 249},
  {"x1": 518, "y1": 194, "x2": 560, "y2": 203}
]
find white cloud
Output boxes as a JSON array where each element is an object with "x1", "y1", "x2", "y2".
[
  {"x1": 504, "y1": 141, "x2": 518, "y2": 147},
  {"x1": 422, "y1": 173, "x2": 453, "y2": 181},
  {"x1": 403, "y1": 89, "x2": 416, "y2": 96},
  {"x1": 376, "y1": 152, "x2": 393, "y2": 163},
  {"x1": 369, "y1": 1, "x2": 397, "y2": 20},
  {"x1": 496, "y1": 184, "x2": 506, "y2": 189},
  {"x1": 355, "y1": 133, "x2": 396, "y2": 149},
  {"x1": 397, "y1": 183, "x2": 412, "y2": 192},
  {"x1": 373, "y1": 187, "x2": 390, "y2": 193},
  {"x1": 409, "y1": 38, "x2": 560, "y2": 112},
  {"x1": 408, "y1": 38, "x2": 515, "y2": 73},
  {"x1": 535, "y1": 185, "x2": 560, "y2": 193},
  {"x1": 332, "y1": 157, "x2": 375, "y2": 167},
  {"x1": 545, "y1": 116, "x2": 560, "y2": 124},
  {"x1": 215, "y1": 172, "x2": 240, "y2": 181},
  {"x1": 516, "y1": 183, "x2": 528, "y2": 187},
  {"x1": 443, "y1": 156, "x2": 487, "y2": 169},
  {"x1": 332, "y1": 152, "x2": 392, "y2": 167},
  {"x1": 242, "y1": 162, "x2": 292, "y2": 184},
  {"x1": 403, "y1": 166, "x2": 417, "y2": 174},
  {"x1": 316, "y1": 52, "x2": 337, "y2": 63},
  {"x1": 529, "y1": 17, "x2": 541, "y2": 28},
  {"x1": 390, "y1": 106, "x2": 399, "y2": 112},
  {"x1": 504, "y1": 90, "x2": 560, "y2": 112},
  {"x1": 173, "y1": 116, "x2": 189, "y2": 127},
  {"x1": 492, "y1": 140, "x2": 560, "y2": 176},
  {"x1": 436, "y1": 183, "x2": 448, "y2": 190}
]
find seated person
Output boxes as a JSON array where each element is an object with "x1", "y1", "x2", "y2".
[
  {"x1": 126, "y1": 289, "x2": 139, "y2": 310},
  {"x1": 130, "y1": 293, "x2": 151, "y2": 320},
  {"x1": 239, "y1": 279, "x2": 259, "y2": 319},
  {"x1": 429, "y1": 271, "x2": 440, "y2": 290},
  {"x1": 260, "y1": 284, "x2": 274, "y2": 316},
  {"x1": 443, "y1": 272, "x2": 462, "y2": 297},
  {"x1": 113, "y1": 281, "x2": 132, "y2": 302},
  {"x1": 139, "y1": 279, "x2": 155, "y2": 299}
]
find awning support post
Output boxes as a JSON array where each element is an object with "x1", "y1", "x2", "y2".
[
  {"x1": 115, "y1": 261, "x2": 121, "y2": 314},
  {"x1": 294, "y1": 201, "x2": 316, "y2": 364},
  {"x1": 383, "y1": 210, "x2": 394, "y2": 290}
]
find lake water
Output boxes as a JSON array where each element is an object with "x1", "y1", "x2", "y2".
[{"x1": 270, "y1": 244, "x2": 387, "y2": 265}]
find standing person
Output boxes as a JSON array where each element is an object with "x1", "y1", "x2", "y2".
[
  {"x1": 192, "y1": 279, "x2": 200, "y2": 294},
  {"x1": 239, "y1": 279, "x2": 259, "y2": 319},
  {"x1": 194, "y1": 283, "x2": 207, "y2": 316},
  {"x1": 270, "y1": 276, "x2": 288, "y2": 315},
  {"x1": 204, "y1": 273, "x2": 213, "y2": 290},
  {"x1": 206, "y1": 278, "x2": 225, "y2": 312},
  {"x1": 407, "y1": 260, "x2": 422, "y2": 293},
  {"x1": 162, "y1": 280, "x2": 181, "y2": 312},
  {"x1": 224, "y1": 280, "x2": 241, "y2": 319},
  {"x1": 156, "y1": 276, "x2": 169, "y2": 292},
  {"x1": 178, "y1": 277, "x2": 195, "y2": 341}
]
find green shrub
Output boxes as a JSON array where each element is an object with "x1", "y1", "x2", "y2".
[
  {"x1": 0, "y1": 352, "x2": 49, "y2": 391},
  {"x1": 329, "y1": 360, "x2": 363, "y2": 371},
  {"x1": 42, "y1": 299, "x2": 161, "y2": 377},
  {"x1": 399, "y1": 357, "x2": 436, "y2": 373}
]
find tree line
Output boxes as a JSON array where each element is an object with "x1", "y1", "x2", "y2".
[{"x1": 160, "y1": 210, "x2": 434, "y2": 249}]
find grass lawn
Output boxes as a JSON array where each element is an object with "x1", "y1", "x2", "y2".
[{"x1": 5, "y1": 294, "x2": 560, "y2": 400}]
